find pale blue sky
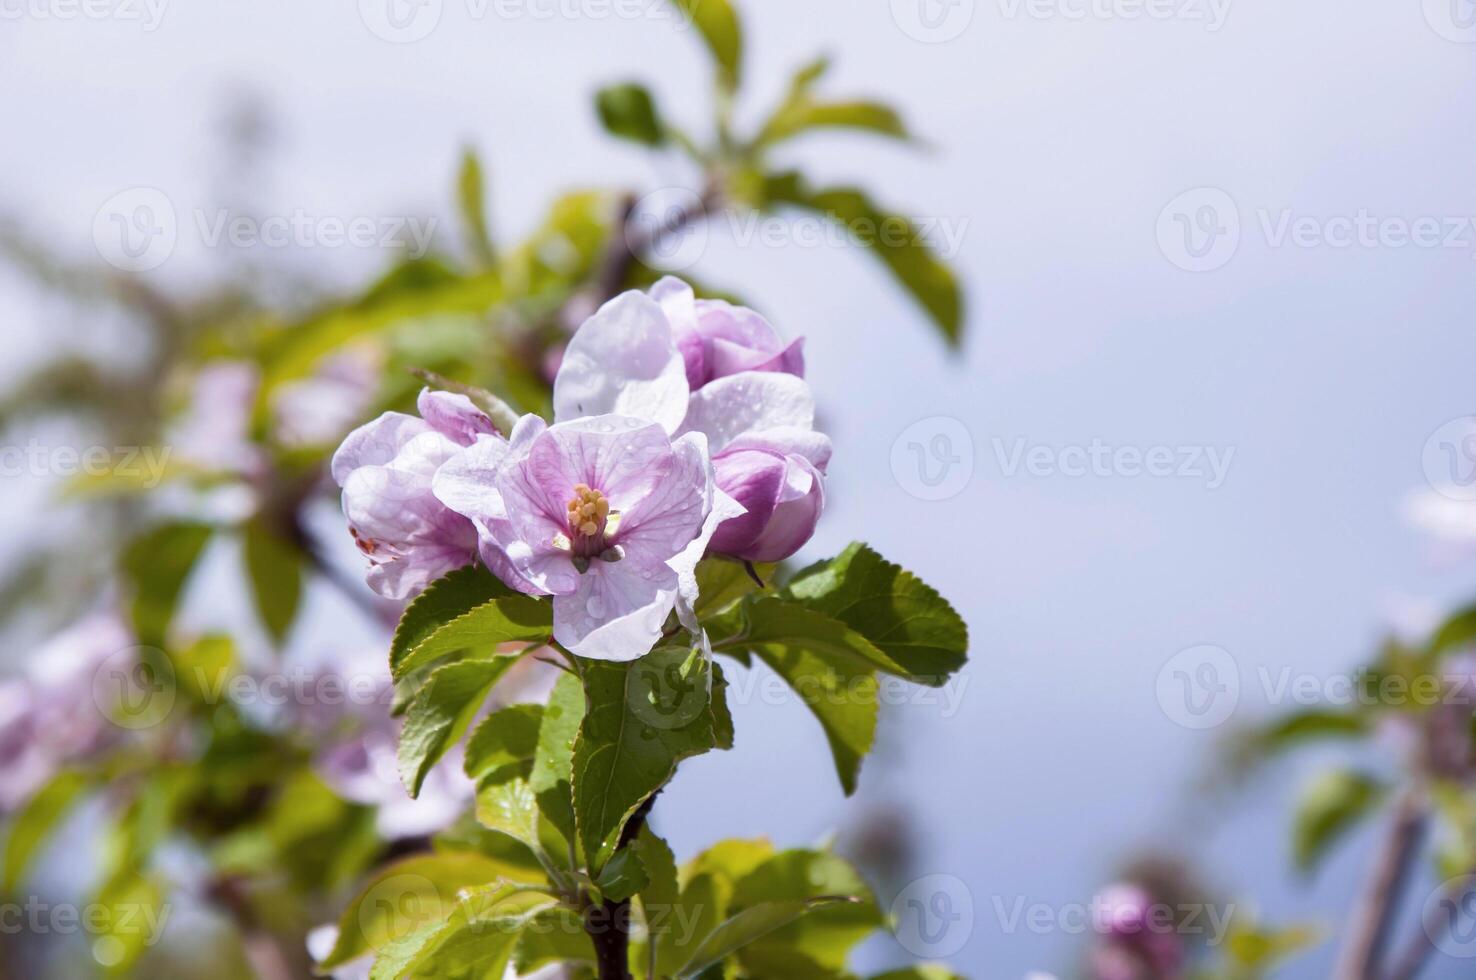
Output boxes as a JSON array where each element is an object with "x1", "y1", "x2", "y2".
[{"x1": 4, "y1": 1, "x2": 1476, "y2": 976}]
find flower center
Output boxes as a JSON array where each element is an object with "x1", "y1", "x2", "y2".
[{"x1": 566, "y1": 484, "x2": 611, "y2": 558}]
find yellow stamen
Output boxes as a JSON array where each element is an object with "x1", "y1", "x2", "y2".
[{"x1": 565, "y1": 484, "x2": 612, "y2": 558}]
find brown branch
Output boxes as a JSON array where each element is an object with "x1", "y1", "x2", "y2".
[
  {"x1": 1334, "y1": 790, "x2": 1429, "y2": 980},
  {"x1": 589, "y1": 183, "x2": 720, "y2": 305},
  {"x1": 584, "y1": 793, "x2": 660, "y2": 980}
]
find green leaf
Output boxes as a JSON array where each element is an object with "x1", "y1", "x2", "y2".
[
  {"x1": 316, "y1": 853, "x2": 512, "y2": 969},
  {"x1": 399, "y1": 658, "x2": 518, "y2": 797},
  {"x1": 676, "y1": 898, "x2": 857, "y2": 978},
  {"x1": 373, "y1": 883, "x2": 557, "y2": 979},
  {"x1": 1223, "y1": 921, "x2": 1323, "y2": 972},
  {"x1": 465, "y1": 704, "x2": 545, "y2": 781},
  {"x1": 684, "y1": 838, "x2": 774, "y2": 888},
  {"x1": 597, "y1": 83, "x2": 667, "y2": 147},
  {"x1": 869, "y1": 968, "x2": 965, "y2": 980},
  {"x1": 170, "y1": 633, "x2": 237, "y2": 704},
  {"x1": 531, "y1": 671, "x2": 585, "y2": 849},
  {"x1": 752, "y1": 643, "x2": 877, "y2": 795},
  {"x1": 660, "y1": 873, "x2": 726, "y2": 977},
  {"x1": 573, "y1": 648, "x2": 732, "y2": 870},
  {"x1": 458, "y1": 146, "x2": 496, "y2": 269},
  {"x1": 762, "y1": 101, "x2": 908, "y2": 146},
  {"x1": 785, "y1": 543, "x2": 968, "y2": 683},
  {"x1": 474, "y1": 762, "x2": 540, "y2": 851},
  {"x1": 434, "y1": 816, "x2": 548, "y2": 884},
  {"x1": 512, "y1": 906, "x2": 597, "y2": 974},
  {"x1": 4, "y1": 769, "x2": 90, "y2": 889},
  {"x1": 727, "y1": 849, "x2": 881, "y2": 971},
  {"x1": 91, "y1": 870, "x2": 166, "y2": 975},
  {"x1": 242, "y1": 517, "x2": 302, "y2": 645},
  {"x1": 714, "y1": 597, "x2": 922, "y2": 684},
  {"x1": 694, "y1": 558, "x2": 772, "y2": 620},
  {"x1": 121, "y1": 522, "x2": 212, "y2": 647},
  {"x1": 632, "y1": 829, "x2": 683, "y2": 975},
  {"x1": 392, "y1": 567, "x2": 501, "y2": 665},
  {"x1": 1292, "y1": 770, "x2": 1386, "y2": 873},
  {"x1": 755, "y1": 62, "x2": 908, "y2": 148},
  {"x1": 670, "y1": 0, "x2": 743, "y2": 91},
  {"x1": 389, "y1": 566, "x2": 550, "y2": 679},
  {"x1": 1253, "y1": 710, "x2": 1368, "y2": 754},
  {"x1": 597, "y1": 845, "x2": 651, "y2": 902},
  {"x1": 763, "y1": 174, "x2": 963, "y2": 347}
]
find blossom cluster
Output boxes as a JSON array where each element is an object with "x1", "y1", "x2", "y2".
[{"x1": 333, "y1": 278, "x2": 829, "y2": 661}]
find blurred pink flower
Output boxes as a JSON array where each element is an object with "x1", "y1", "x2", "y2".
[
  {"x1": 332, "y1": 389, "x2": 503, "y2": 600},
  {"x1": 0, "y1": 612, "x2": 133, "y2": 811},
  {"x1": 272, "y1": 347, "x2": 382, "y2": 449}
]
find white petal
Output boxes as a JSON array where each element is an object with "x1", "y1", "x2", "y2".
[
  {"x1": 722, "y1": 426, "x2": 832, "y2": 473},
  {"x1": 679, "y1": 372, "x2": 816, "y2": 455},
  {"x1": 553, "y1": 290, "x2": 689, "y2": 433},
  {"x1": 553, "y1": 559, "x2": 678, "y2": 662}
]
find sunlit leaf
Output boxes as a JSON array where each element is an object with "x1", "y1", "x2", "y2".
[
  {"x1": 572, "y1": 648, "x2": 732, "y2": 870},
  {"x1": 399, "y1": 658, "x2": 519, "y2": 796}
]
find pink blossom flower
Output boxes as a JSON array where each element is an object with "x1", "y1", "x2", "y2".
[
  {"x1": 332, "y1": 389, "x2": 502, "y2": 600},
  {"x1": 707, "y1": 430, "x2": 829, "y2": 562},
  {"x1": 434, "y1": 414, "x2": 725, "y2": 661},
  {"x1": 550, "y1": 280, "x2": 828, "y2": 565},
  {"x1": 650, "y1": 277, "x2": 804, "y2": 390}
]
